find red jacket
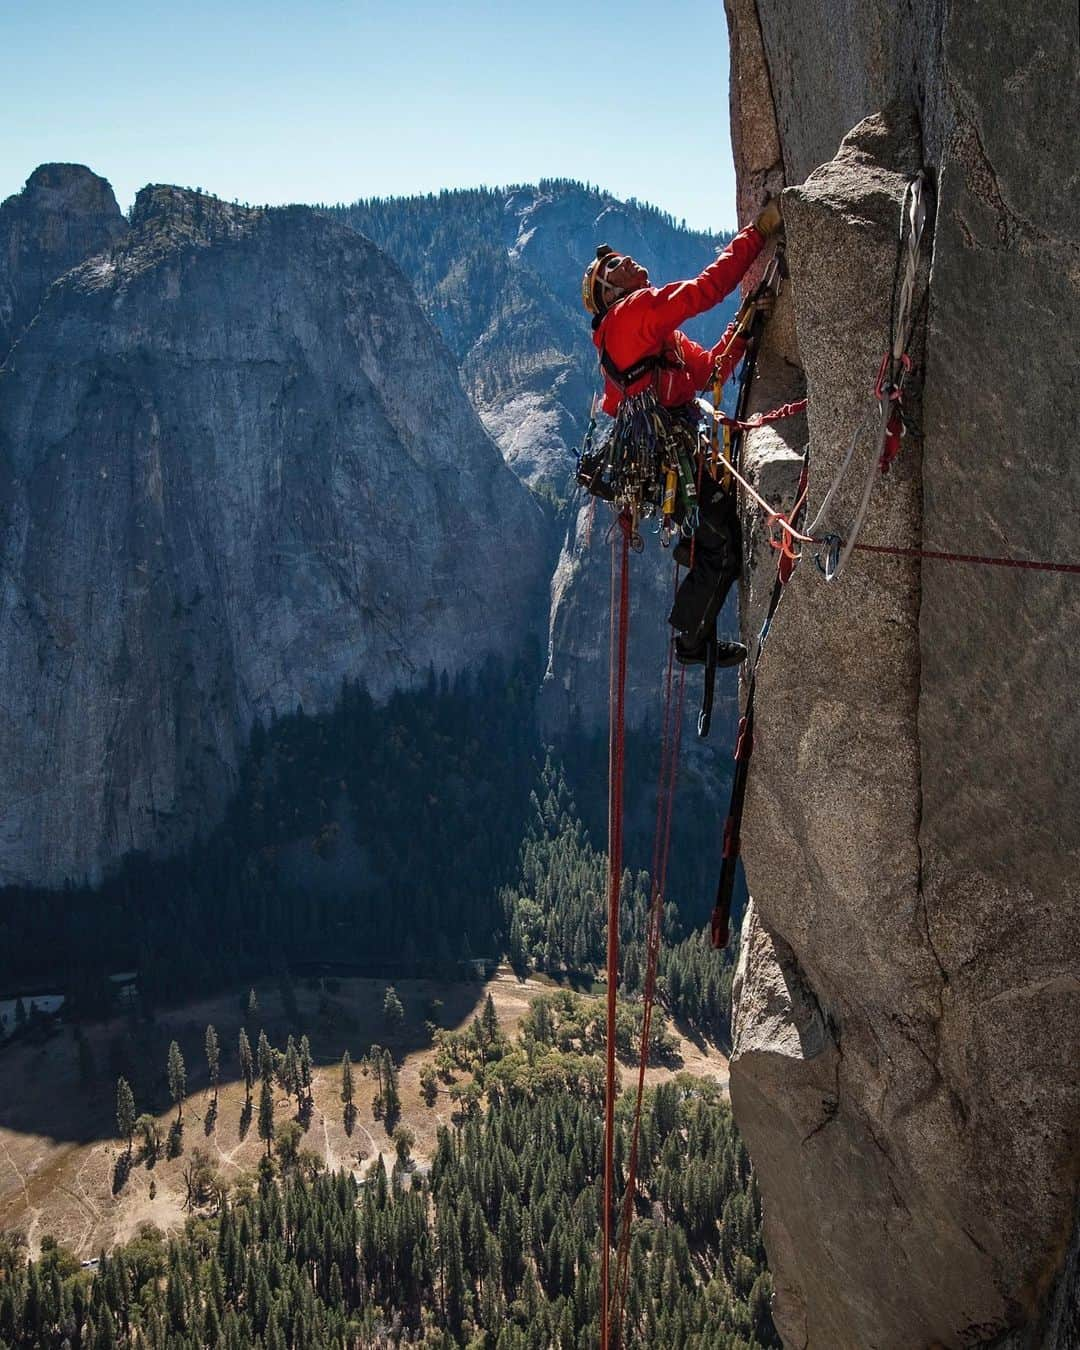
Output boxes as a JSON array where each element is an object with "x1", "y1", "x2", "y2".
[{"x1": 593, "y1": 222, "x2": 765, "y2": 417}]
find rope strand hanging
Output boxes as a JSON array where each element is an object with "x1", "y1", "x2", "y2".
[{"x1": 600, "y1": 510, "x2": 632, "y2": 1350}]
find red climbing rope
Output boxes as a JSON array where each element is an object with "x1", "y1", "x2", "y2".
[
  {"x1": 851, "y1": 542, "x2": 1080, "y2": 575},
  {"x1": 601, "y1": 511, "x2": 632, "y2": 1350},
  {"x1": 710, "y1": 453, "x2": 1080, "y2": 579},
  {"x1": 712, "y1": 396, "x2": 808, "y2": 432},
  {"x1": 612, "y1": 568, "x2": 688, "y2": 1339}
]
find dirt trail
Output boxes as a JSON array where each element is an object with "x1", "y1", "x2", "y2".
[
  {"x1": 320, "y1": 1114, "x2": 337, "y2": 1173},
  {"x1": 0, "y1": 1136, "x2": 39, "y2": 1249}
]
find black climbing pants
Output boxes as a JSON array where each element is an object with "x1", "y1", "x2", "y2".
[{"x1": 668, "y1": 473, "x2": 741, "y2": 643}]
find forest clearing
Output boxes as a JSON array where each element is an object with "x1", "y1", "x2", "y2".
[{"x1": 0, "y1": 967, "x2": 728, "y2": 1260}]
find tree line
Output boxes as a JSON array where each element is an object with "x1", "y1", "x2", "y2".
[
  {"x1": 503, "y1": 757, "x2": 737, "y2": 1042},
  {"x1": 0, "y1": 649, "x2": 546, "y2": 1007},
  {"x1": 2, "y1": 1044, "x2": 777, "y2": 1348},
  {"x1": 0, "y1": 651, "x2": 743, "y2": 1045}
]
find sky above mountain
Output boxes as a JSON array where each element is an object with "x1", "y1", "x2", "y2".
[{"x1": 1, "y1": 0, "x2": 737, "y2": 230}]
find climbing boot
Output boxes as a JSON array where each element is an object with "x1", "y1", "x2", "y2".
[{"x1": 675, "y1": 635, "x2": 747, "y2": 668}]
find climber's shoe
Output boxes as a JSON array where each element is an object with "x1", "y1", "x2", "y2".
[
  {"x1": 675, "y1": 635, "x2": 747, "y2": 668},
  {"x1": 672, "y1": 536, "x2": 693, "y2": 567}
]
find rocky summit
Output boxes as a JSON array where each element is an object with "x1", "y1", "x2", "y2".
[
  {"x1": 0, "y1": 163, "x2": 127, "y2": 359},
  {"x1": 0, "y1": 179, "x2": 546, "y2": 888},
  {"x1": 724, "y1": 1, "x2": 1080, "y2": 1346}
]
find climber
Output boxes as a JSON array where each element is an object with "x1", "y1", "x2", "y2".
[{"x1": 581, "y1": 199, "x2": 783, "y2": 665}]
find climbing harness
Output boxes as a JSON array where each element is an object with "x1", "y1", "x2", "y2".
[
  {"x1": 598, "y1": 344, "x2": 668, "y2": 392},
  {"x1": 806, "y1": 172, "x2": 928, "y2": 579},
  {"x1": 576, "y1": 362, "x2": 705, "y2": 540}
]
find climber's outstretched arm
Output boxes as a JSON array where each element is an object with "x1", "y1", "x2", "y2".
[
  {"x1": 640, "y1": 223, "x2": 764, "y2": 344},
  {"x1": 639, "y1": 197, "x2": 784, "y2": 346}
]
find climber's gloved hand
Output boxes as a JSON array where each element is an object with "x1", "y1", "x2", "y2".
[
  {"x1": 753, "y1": 197, "x2": 783, "y2": 238},
  {"x1": 752, "y1": 293, "x2": 775, "y2": 318}
]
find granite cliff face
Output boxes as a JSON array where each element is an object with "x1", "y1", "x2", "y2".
[
  {"x1": 0, "y1": 177, "x2": 546, "y2": 887},
  {"x1": 724, "y1": 2, "x2": 1080, "y2": 1346}
]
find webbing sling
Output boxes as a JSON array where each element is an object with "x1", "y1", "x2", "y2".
[{"x1": 711, "y1": 452, "x2": 809, "y2": 949}]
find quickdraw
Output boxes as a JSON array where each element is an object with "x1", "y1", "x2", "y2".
[{"x1": 577, "y1": 391, "x2": 704, "y2": 538}]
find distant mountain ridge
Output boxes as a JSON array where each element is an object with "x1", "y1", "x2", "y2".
[{"x1": 330, "y1": 182, "x2": 737, "y2": 490}]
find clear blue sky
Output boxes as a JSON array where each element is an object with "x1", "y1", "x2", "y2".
[{"x1": 1, "y1": 0, "x2": 737, "y2": 231}]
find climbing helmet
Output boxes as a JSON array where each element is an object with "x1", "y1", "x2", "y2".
[{"x1": 582, "y1": 244, "x2": 627, "y2": 315}]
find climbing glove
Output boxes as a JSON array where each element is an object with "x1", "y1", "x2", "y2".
[{"x1": 754, "y1": 198, "x2": 783, "y2": 238}]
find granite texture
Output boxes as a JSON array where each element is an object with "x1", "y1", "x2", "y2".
[{"x1": 724, "y1": 1, "x2": 1080, "y2": 1345}]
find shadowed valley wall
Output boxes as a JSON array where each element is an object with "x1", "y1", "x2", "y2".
[{"x1": 0, "y1": 177, "x2": 546, "y2": 887}]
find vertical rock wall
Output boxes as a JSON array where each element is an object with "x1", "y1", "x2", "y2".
[
  {"x1": 0, "y1": 186, "x2": 546, "y2": 887},
  {"x1": 725, "y1": 2, "x2": 1080, "y2": 1346}
]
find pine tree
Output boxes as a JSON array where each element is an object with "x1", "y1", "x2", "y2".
[
  {"x1": 382, "y1": 1050, "x2": 400, "y2": 1123},
  {"x1": 340, "y1": 1052, "x2": 354, "y2": 1124},
  {"x1": 258, "y1": 1078, "x2": 274, "y2": 1157},
  {"x1": 482, "y1": 992, "x2": 499, "y2": 1046},
  {"x1": 205, "y1": 1024, "x2": 220, "y2": 1099},
  {"x1": 167, "y1": 1041, "x2": 186, "y2": 1121},
  {"x1": 116, "y1": 1077, "x2": 135, "y2": 1152},
  {"x1": 282, "y1": 1035, "x2": 300, "y2": 1105},
  {"x1": 238, "y1": 1028, "x2": 254, "y2": 1099},
  {"x1": 257, "y1": 1030, "x2": 274, "y2": 1085},
  {"x1": 382, "y1": 986, "x2": 404, "y2": 1034},
  {"x1": 298, "y1": 1034, "x2": 313, "y2": 1102}
]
